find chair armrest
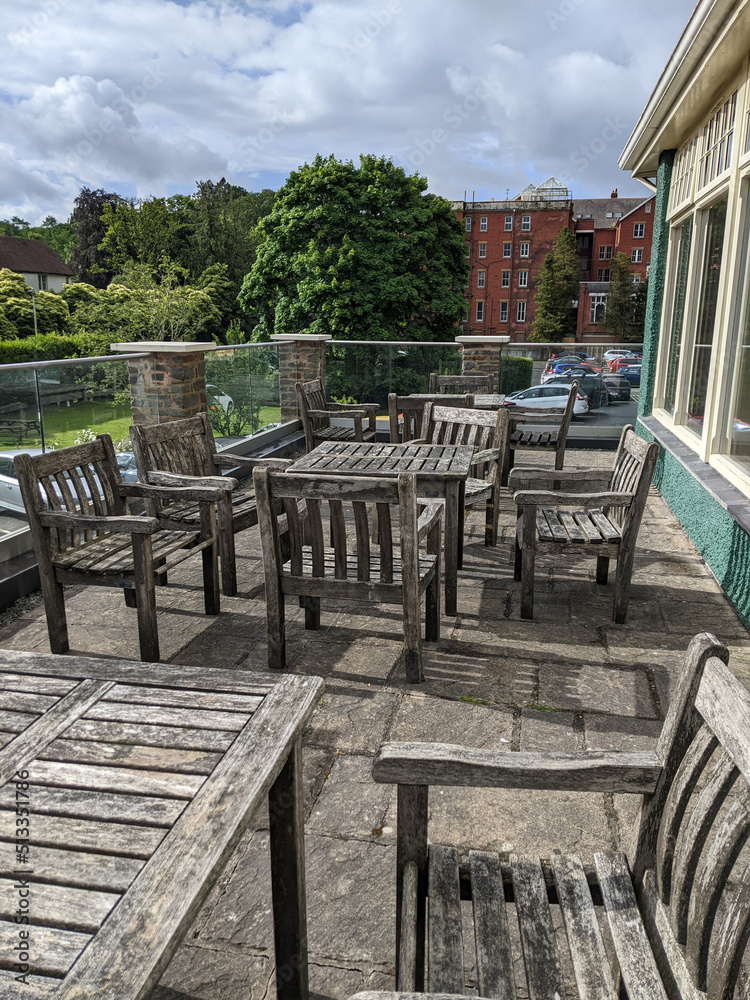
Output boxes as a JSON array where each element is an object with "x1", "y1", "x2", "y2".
[
  {"x1": 372, "y1": 742, "x2": 661, "y2": 794},
  {"x1": 409, "y1": 437, "x2": 428, "y2": 445},
  {"x1": 119, "y1": 483, "x2": 231, "y2": 502},
  {"x1": 507, "y1": 468, "x2": 611, "y2": 491},
  {"x1": 513, "y1": 489, "x2": 633, "y2": 507},
  {"x1": 332, "y1": 402, "x2": 379, "y2": 412},
  {"x1": 417, "y1": 500, "x2": 443, "y2": 541},
  {"x1": 214, "y1": 454, "x2": 292, "y2": 473},
  {"x1": 39, "y1": 511, "x2": 160, "y2": 535},
  {"x1": 320, "y1": 408, "x2": 372, "y2": 420},
  {"x1": 145, "y1": 470, "x2": 238, "y2": 492}
]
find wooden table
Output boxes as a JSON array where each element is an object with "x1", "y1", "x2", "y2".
[
  {"x1": 0, "y1": 649, "x2": 323, "y2": 1000},
  {"x1": 288, "y1": 441, "x2": 474, "y2": 616},
  {"x1": 405, "y1": 392, "x2": 506, "y2": 410}
]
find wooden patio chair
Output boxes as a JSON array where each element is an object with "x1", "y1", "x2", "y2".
[
  {"x1": 503, "y1": 379, "x2": 579, "y2": 484},
  {"x1": 428, "y1": 373, "x2": 494, "y2": 393},
  {"x1": 510, "y1": 424, "x2": 659, "y2": 622},
  {"x1": 360, "y1": 632, "x2": 750, "y2": 1000},
  {"x1": 130, "y1": 412, "x2": 291, "y2": 596},
  {"x1": 296, "y1": 378, "x2": 379, "y2": 453},
  {"x1": 15, "y1": 434, "x2": 225, "y2": 662},
  {"x1": 253, "y1": 468, "x2": 443, "y2": 683},
  {"x1": 387, "y1": 393, "x2": 474, "y2": 443},
  {"x1": 415, "y1": 402, "x2": 509, "y2": 547}
]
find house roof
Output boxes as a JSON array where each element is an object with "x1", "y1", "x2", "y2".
[
  {"x1": 572, "y1": 198, "x2": 646, "y2": 230},
  {"x1": 0, "y1": 236, "x2": 73, "y2": 277}
]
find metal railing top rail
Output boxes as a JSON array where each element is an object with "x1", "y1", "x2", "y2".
[
  {"x1": 327, "y1": 341, "x2": 461, "y2": 348},
  {"x1": 0, "y1": 353, "x2": 149, "y2": 373}
]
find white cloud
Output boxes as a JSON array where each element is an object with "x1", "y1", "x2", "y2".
[{"x1": 0, "y1": 0, "x2": 697, "y2": 222}]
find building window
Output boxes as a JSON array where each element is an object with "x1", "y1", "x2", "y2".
[
  {"x1": 502, "y1": 242, "x2": 511, "y2": 258},
  {"x1": 477, "y1": 270, "x2": 485, "y2": 289},
  {"x1": 521, "y1": 215, "x2": 531, "y2": 231},
  {"x1": 631, "y1": 248, "x2": 643, "y2": 263},
  {"x1": 596, "y1": 269, "x2": 611, "y2": 282},
  {"x1": 462, "y1": 307, "x2": 469, "y2": 322},
  {"x1": 501, "y1": 270, "x2": 510, "y2": 288},
  {"x1": 520, "y1": 242, "x2": 530, "y2": 257},
  {"x1": 686, "y1": 198, "x2": 727, "y2": 439},
  {"x1": 37, "y1": 274, "x2": 48, "y2": 291},
  {"x1": 479, "y1": 216, "x2": 487, "y2": 232},
  {"x1": 479, "y1": 242, "x2": 487, "y2": 259},
  {"x1": 698, "y1": 91, "x2": 736, "y2": 188},
  {"x1": 465, "y1": 217, "x2": 472, "y2": 231},
  {"x1": 632, "y1": 274, "x2": 642, "y2": 283},
  {"x1": 599, "y1": 245, "x2": 613, "y2": 260},
  {"x1": 633, "y1": 223, "x2": 645, "y2": 239},
  {"x1": 499, "y1": 301, "x2": 508, "y2": 322},
  {"x1": 589, "y1": 293, "x2": 607, "y2": 324},
  {"x1": 726, "y1": 217, "x2": 750, "y2": 475},
  {"x1": 645, "y1": 201, "x2": 652, "y2": 213},
  {"x1": 504, "y1": 215, "x2": 512, "y2": 231},
  {"x1": 670, "y1": 136, "x2": 700, "y2": 212},
  {"x1": 517, "y1": 301, "x2": 526, "y2": 323},
  {"x1": 664, "y1": 219, "x2": 693, "y2": 414},
  {"x1": 518, "y1": 270, "x2": 528, "y2": 288},
  {"x1": 476, "y1": 301, "x2": 484, "y2": 322}
]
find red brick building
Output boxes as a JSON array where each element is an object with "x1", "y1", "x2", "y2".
[{"x1": 454, "y1": 180, "x2": 655, "y2": 343}]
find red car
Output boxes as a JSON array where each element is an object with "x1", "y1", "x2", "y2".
[{"x1": 608, "y1": 354, "x2": 642, "y2": 373}]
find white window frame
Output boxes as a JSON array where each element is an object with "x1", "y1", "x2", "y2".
[
  {"x1": 518, "y1": 270, "x2": 528, "y2": 288},
  {"x1": 479, "y1": 216, "x2": 487, "y2": 232},
  {"x1": 634, "y1": 223, "x2": 645, "y2": 238},
  {"x1": 517, "y1": 301, "x2": 527, "y2": 322},
  {"x1": 465, "y1": 217, "x2": 472, "y2": 231},
  {"x1": 478, "y1": 242, "x2": 487, "y2": 259},
  {"x1": 520, "y1": 242, "x2": 530, "y2": 258},
  {"x1": 499, "y1": 301, "x2": 508, "y2": 322},
  {"x1": 476, "y1": 301, "x2": 484, "y2": 322},
  {"x1": 589, "y1": 292, "x2": 607, "y2": 324},
  {"x1": 477, "y1": 270, "x2": 485, "y2": 289},
  {"x1": 521, "y1": 215, "x2": 531, "y2": 231},
  {"x1": 502, "y1": 242, "x2": 511, "y2": 258},
  {"x1": 504, "y1": 215, "x2": 512, "y2": 231},
  {"x1": 501, "y1": 270, "x2": 510, "y2": 288},
  {"x1": 632, "y1": 248, "x2": 643, "y2": 263}
]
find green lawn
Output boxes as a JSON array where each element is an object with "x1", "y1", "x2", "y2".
[{"x1": 0, "y1": 400, "x2": 284, "y2": 452}]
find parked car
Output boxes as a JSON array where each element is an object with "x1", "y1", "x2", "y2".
[
  {"x1": 602, "y1": 374, "x2": 632, "y2": 401},
  {"x1": 0, "y1": 450, "x2": 42, "y2": 513},
  {"x1": 620, "y1": 364, "x2": 642, "y2": 386},
  {"x1": 608, "y1": 353, "x2": 642, "y2": 373},
  {"x1": 541, "y1": 361, "x2": 600, "y2": 384},
  {"x1": 549, "y1": 350, "x2": 597, "y2": 363},
  {"x1": 603, "y1": 349, "x2": 639, "y2": 363},
  {"x1": 115, "y1": 451, "x2": 139, "y2": 483},
  {"x1": 503, "y1": 384, "x2": 590, "y2": 415},
  {"x1": 545, "y1": 373, "x2": 610, "y2": 409},
  {"x1": 206, "y1": 384, "x2": 234, "y2": 414}
]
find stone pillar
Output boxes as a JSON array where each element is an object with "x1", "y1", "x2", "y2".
[
  {"x1": 271, "y1": 334, "x2": 332, "y2": 421},
  {"x1": 455, "y1": 335, "x2": 511, "y2": 391},
  {"x1": 110, "y1": 341, "x2": 217, "y2": 426}
]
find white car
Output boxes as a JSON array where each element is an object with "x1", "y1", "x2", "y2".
[
  {"x1": 602, "y1": 349, "x2": 638, "y2": 362},
  {"x1": 503, "y1": 384, "x2": 590, "y2": 415}
]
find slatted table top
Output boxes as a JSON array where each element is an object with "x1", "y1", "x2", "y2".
[
  {"x1": 0, "y1": 649, "x2": 323, "y2": 999},
  {"x1": 289, "y1": 441, "x2": 475, "y2": 480}
]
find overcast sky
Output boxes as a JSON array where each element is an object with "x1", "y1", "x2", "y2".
[{"x1": 1, "y1": 0, "x2": 698, "y2": 224}]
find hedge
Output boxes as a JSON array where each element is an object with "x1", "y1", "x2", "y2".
[
  {"x1": 499, "y1": 355, "x2": 533, "y2": 394},
  {"x1": 0, "y1": 332, "x2": 110, "y2": 365}
]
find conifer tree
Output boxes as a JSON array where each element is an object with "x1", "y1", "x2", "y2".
[
  {"x1": 530, "y1": 227, "x2": 579, "y2": 342},
  {"x1": 601, "y1": 252, "x2": 645, "y2": 342}
]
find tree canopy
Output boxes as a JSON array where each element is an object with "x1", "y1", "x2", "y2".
[
  {"x1": 601, "y1": 252, "x2": 647, "y2": 342},
  {"x1": 529, "y1": 227, "x2": 580, "y2": 342},
  {"x1": 238, "y1": 154, "x2": 469, "y2": 341}
]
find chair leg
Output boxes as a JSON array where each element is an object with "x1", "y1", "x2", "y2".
[
  {"x1": 485, "y1": 492, "x2": 499, "y2": 547},
  {"x1": 200, "y1": 502, "x2": 220, "y2": 615},
  {"x1": 40, "y1": 573, "x2": 69, "y2": 654},
  {"x1": 266, "y1": 583, "x2": 286, "y2": 671},
  {"x1": 124, "y1": 588, "x2": 137, "y2": 608},
  {"x1": 132, "y1": 535, "x2": 159, "y2": 662},
  {"x1": 303, "y1": 596, "x2": 320, "y2": 630},
  {"x1": 520, "y1": 509, "x2": 536, "y2": 620},
  {"x1": 403, "y1": 587, "x2": 424, "y2": 684},
  {"x1": 425, "y1": 521, "x2": 441, "y2": 642},
  {"x1": 218, "y1": 497, "x2": 238, "y2": 597},
  {"x1": 613, "y1": 553, "x2": 634, "y2": 624},
  {"x1": 596, "y1": 555, "x2": 610, "y2": 585}
]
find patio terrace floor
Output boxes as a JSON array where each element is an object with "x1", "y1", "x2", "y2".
[{"x1": 1, "y1": 448, "x2": 749, "y2": 1000}]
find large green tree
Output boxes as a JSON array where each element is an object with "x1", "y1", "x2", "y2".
[
  {"x1": 70, "y1": 187, "x2": 122, "y2": 286},
  {"x1": 238, "y1": 154, "x2": 469, "y2": 343},
  {"x1": 601, "y1": 252, "x2": 647, "y2": 342},
  {"x1": 530, "y1": 227, "x2": 580, "y2": 342}
]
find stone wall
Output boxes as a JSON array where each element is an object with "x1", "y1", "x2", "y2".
[
  {"x1": 456, "y1": 335, "x2": 510, "y2": 390},
  {"x1": 272, "y1": 334, "x2": 330, "y2": 421},
  {"x1": 111, "y1": 342, "x2": 214, "y2": 427}
]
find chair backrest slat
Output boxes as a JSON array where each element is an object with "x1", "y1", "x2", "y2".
[
  {"x1": 329, "y1": 499, "x2": 348, "y2": 579},
  {"x1": 388, "y1": 394, "x2": 474, "y2": 442},
  {"x1": 377, "y1": 502, "x2": 394, "y2": 583},
  {"x1": 429, "y1": 373, "x2": 494, "y2": 394},
  {"x1": 353, "y1": 501, "x2": 371, "y2": 581},
  {"x1": 420, "y1": 405, "x2": 506, "y2": 486},
  {"x1": 131, "y1": 414, "x2": 217, "y2": 490}
]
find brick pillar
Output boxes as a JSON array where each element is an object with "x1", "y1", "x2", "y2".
[
  {"x1": 110, "y1": 341, "x2": 217, "y2": 426},
  {"x1": 271, "y1": 334, "x2": 331, "y2": 421},
  {"x1": 455, "y1": 335, "x2": 510, "y2": 390}
]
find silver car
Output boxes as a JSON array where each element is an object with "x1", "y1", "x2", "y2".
[{"x1": 0, "y1": 449, "x2": 44, "y2": 513}]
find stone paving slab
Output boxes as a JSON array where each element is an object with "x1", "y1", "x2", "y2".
[{"x1": 1, "y1": 447, "x2": 749, "y2": 1000}]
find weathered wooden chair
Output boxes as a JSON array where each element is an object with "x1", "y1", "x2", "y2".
[
  {"x1": 415, "y1": 403, "x2": 509, "y2": 547},
  {"x1": 511, "y1": 424, "x2": 659, "y2": 622},
  {"x1": 387, "y1": 394, "x2": 474, "y2": 443},
  {"x1": 253, "y1": 469, "x2": 443, "y2": 683},
  {"x1": 15, "y1": 435, "x2": 225, "y2": 662},
  {"x1": 360, "y1": 631, "x2": 750, "y2": 1000},
  {"x1": 296, "y1": 378, "x2": 379, "y2": 453},
  {"x1": 503, "y1": 379, "x2": 579, "y2": 484},
  {"x1": 130, "y1": 412, "x2": 291, "y2": 596},
  {"x1": 429, "y1": 373, "x2": 494, "y2": 394}
]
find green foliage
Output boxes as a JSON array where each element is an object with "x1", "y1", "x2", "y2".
[
  {"x1": 0, "y1": 269, "x2": 71, "y2": 338},
  {"x1": 205, "y1": 346, "x2": 278, "y2": 436},
  {"x1": 499, "y1": 355, "x2": 533, "y2": 394},
  {"x1": 601, "y1": 254, "x2": 646, "y2": 342},
  {"x1": 0, "y1": 333, "x2": 83, "y2": 364},
  {"x1": 530, "y1": 228, "x2": 580, "y2": 342},
  {"x1": 238, "y1": 153, "x2": 468, "y2": 342},
  {"x1": 71, "y1": 187, "x2": 123, "y2": 286},
  {"x1": 0, "y1": 215, "x2": 76, "y2": 263}
]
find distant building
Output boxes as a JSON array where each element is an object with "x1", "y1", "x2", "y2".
[
  {"x1": 0, "y1": 237, "x2": 73, "y2": 292},
  {"x1": 453, "y1": 179, "x2": 655, "y2": 342}
]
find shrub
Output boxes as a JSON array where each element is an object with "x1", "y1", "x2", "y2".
[{"x1": 499, "y1": 356, "x2": 533, "y2": 394}]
